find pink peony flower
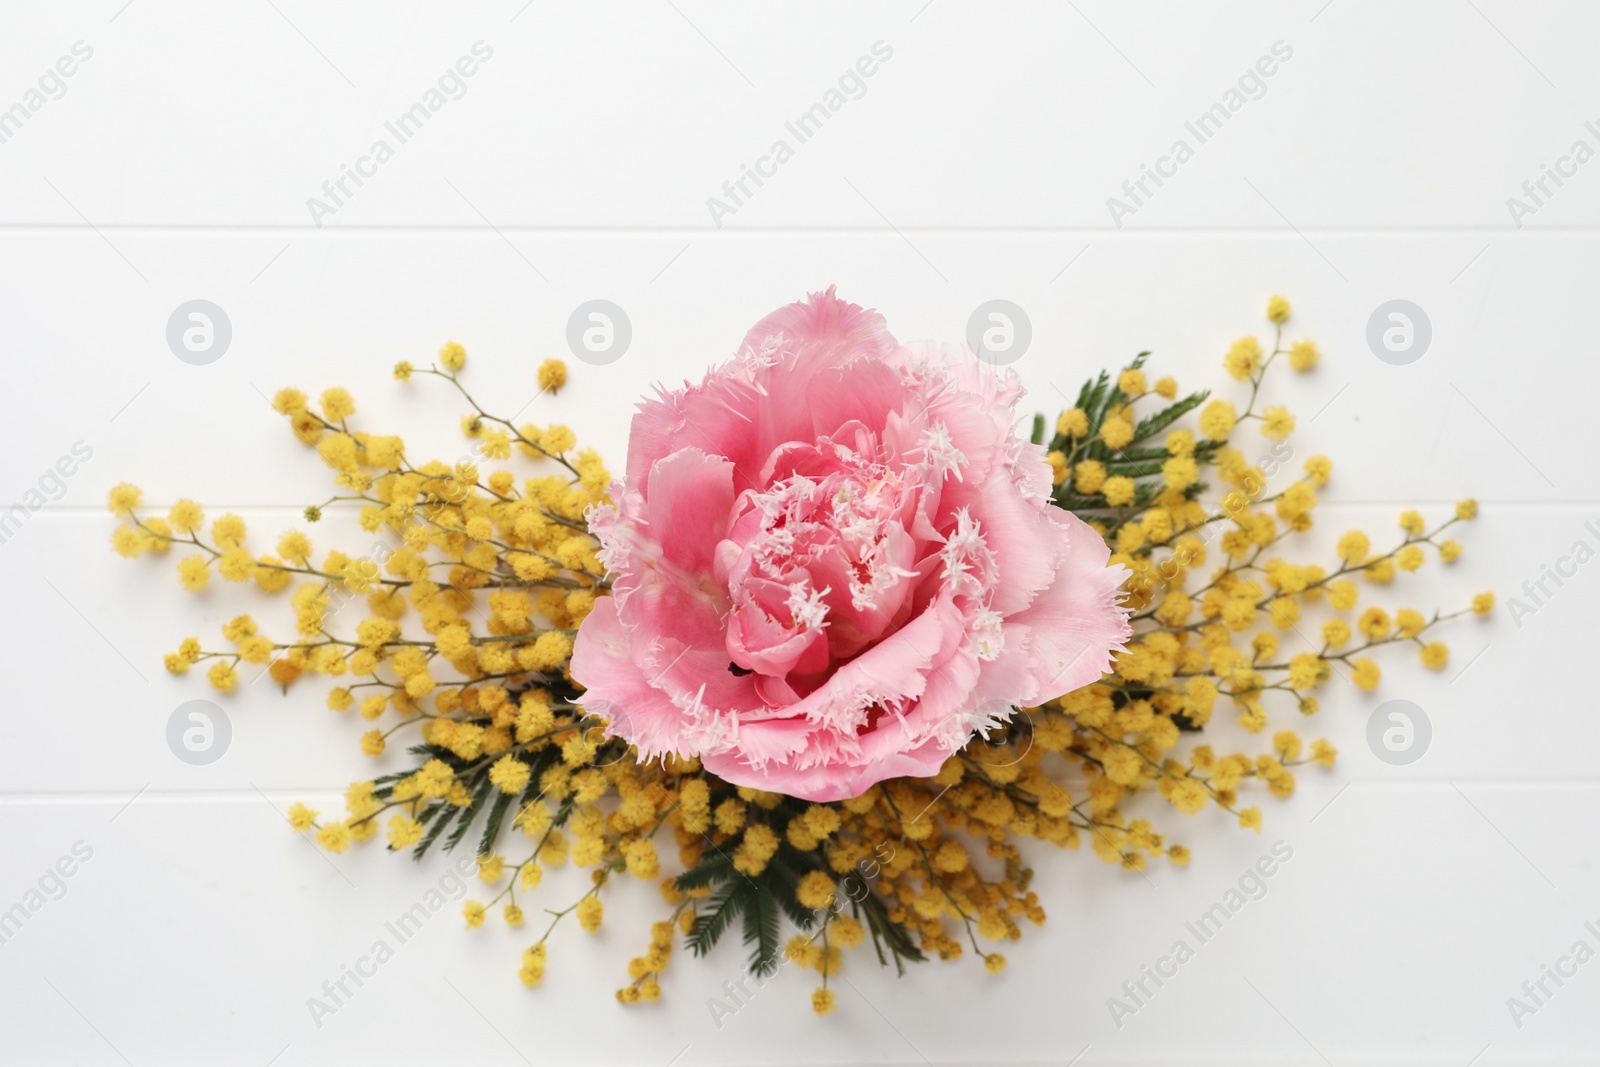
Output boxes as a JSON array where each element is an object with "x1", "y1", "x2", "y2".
[{"x1": 570, "y1": 289, "x2": 1130, "y2": 802}]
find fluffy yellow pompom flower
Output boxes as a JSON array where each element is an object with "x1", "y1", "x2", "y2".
[
  {"x1": 415, "y1": 759, "x2": 455, "y2": 799},
  {"x1": 217, "y1": 547, "x2": 256, "y2": 582},
  {"x1": 387, "y1": 815, "x2": 423, "y2": 849},
  {"x1": 320, "y1": 388, "x2": 355, "y2": 421},
  {"x1": 1358, "y1": 607, "x2": 1391, "y2": 639},
  {"x1": 1472, "y1": 592, "x2": 1495, "y2": 616},
  {"x1": 167, "y1": 499, "x2": 204, "y2": 534},
  {"x1": 1266, "y1": 295, "x2": 1290, "y2": 323},
  {"x1": 1336, "y1": 531, "x2": 1370, "y2": 564},
  {"x1": 490, "y1": 755, "x2": 533, "y2": 795},
  {"x1": 520, "y1": 944, "x2": 548, "y2": 988},
  {"x1": 270, "y1": 388, "x2": 306, "y2": 415},
  {"x1": 1456, "y1": 498, "x2": 1479, "y2": 520},
  {"x1": 1328, "y1": 579, "x2": 1359, "y2": 611},
  {"x1": 1168, "y1": 778, "x2": 1208, "y2": 814},
  {"x1": 1161, "y1": 455, "x2": 1198, "y2": 490},
  {"x1": 1259, "y1": 405, "x2": 1295, "y2": 441},
  {"x1": 828, "y1": 916, "x2": 866, "y2": 949},
  {"x1": 1286, "y1": 654, "x2": 1327, "y2": 690},
  {"x1": 177, "y1": 555, "x2": 210, "y2": 591},
  {"x1": 462, "y1": 901, "x2": 487, "y2": 929},
  {"x1": 796, "y1": 871, "x2": 837, "y2": 910},
  {"x1": 111, "y1": 526, "x2": 142, "y2": 558},
  {"x1": 316, "y1": 822, "x2": 353, "y2": 854},
  {"x1": 786, "y1": 935, "x2": 823, "y2": 968},
  {"x1": 1057, "y1": 407, "x2": 1089, "y2": 438},
  {"x1": 211, "y1": 514, "x2": 247, "y2": 549},
  {"x1": 1074, "y1": 460, "x2": 1107, "y2": 495},
  {"x1": 439, "y1": 341, "x2": 467, "y2": 372},
  {"x1": 1288, "y1": 339, "x2": 1320, "y2": 371},
  {"x1": 207, "y1": 661, "x2": 237, "y2": 692},
  {"x1": 1102, "y1": 476, "x2": 1136, "y2": 507},
  {"x1": 1200, "y1": 399, "x2": 1237, "y2": 440},
  {"x1": 1224, "y1": 337, "x2": 1263, "y2": 380},
  {"x1": 577, "y1": 896, "x2": 604, "y2": 933},
  {"x1": 1420, "y1": 643, "x2": 1449, "y2": 669},
  {"x1": 812, "y1": 988, "x2": 837, "y2": 1015},
  {"x1": 1394, "y1": 608, "x2": 1426, "y2": 639},
  {"x1": 287, "y1": 803, "x2": 318, "y2": 831},
  {"x1": 733, "y1": 824, "x2": 780, "y2": 875},
  {"x1": 538, "y1": 358, "x2": 568, "y2": 394},
  {"x1": 1321, "y1": 619, "x2": 1351, "y2": 648},
  {"x1": 1100, "y1": 417, "x2": 1135, "y2": 450},
  {"x1": 1351, "y1": 659, "x2": 1381, "y2": 691},
  {"x1": 107, "y1": 483, "x2": 142, "y2": 516}
]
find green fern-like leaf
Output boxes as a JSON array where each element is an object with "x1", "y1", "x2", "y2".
[
  {"x1": 475, "y1": 791, "x2": 515, "y2": 859},
  {"x1": 443, "y1": 774, "x2": 493, "y2": 854},
  {"x1": 742, "y1": 882, "x2": 782, "y2": 977},
  {"x1": 410, "y1": 800, "x2": 459, "y2": 860},
  {"x1": 761, "y1": 846, "x2": 823, "y2": 932},
  {"x1": 853, "y1": 890, "x2": 925, "y2": 977},
  {"x1": 1132, "y1": 389, "x2": 1210, "y2": 442},
  {"x1": 674, "y1": 852, "x2": 736, "y2": 894},
  {"x1": 686, "y1": 880, "x2": 748, "y2": 958}
]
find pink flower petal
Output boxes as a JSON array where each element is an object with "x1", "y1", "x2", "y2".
[
  {"x1": 1014, "y1": 511, "x2": 1132, "y2": 698},
  {"x1": 572, "y1": 290, "x2": 1131, "y2": 800}
]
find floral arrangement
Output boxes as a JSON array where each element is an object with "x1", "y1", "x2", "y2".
[{"x1": 108, "y1": 290, "x2": 1490, "y2": 1013}]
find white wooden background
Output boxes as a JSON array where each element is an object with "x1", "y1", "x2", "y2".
[{"x1": 2, "y1": 2, "x2": 1598, "y2": 1064}]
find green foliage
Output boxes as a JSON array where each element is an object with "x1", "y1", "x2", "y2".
[
  {"x1": 685, "y1": 879, "x2": 747, "y2": 959},
  {"x1": 1044, "y1": 352, "x2": 1216, "y2": 520},
  {"x1": 741, "y1": 883, "x2": 782, "y2": 977},
  {"x1": 672, "y1": 823, "x2": 925, "y2": 978},
  {"x1": 854, "y1": 887, "x2": 925, "y2": 976}
]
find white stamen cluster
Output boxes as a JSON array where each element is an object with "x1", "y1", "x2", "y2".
[{"x1": 785, "y1": 581, "x2": 830, "y2": 630}]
